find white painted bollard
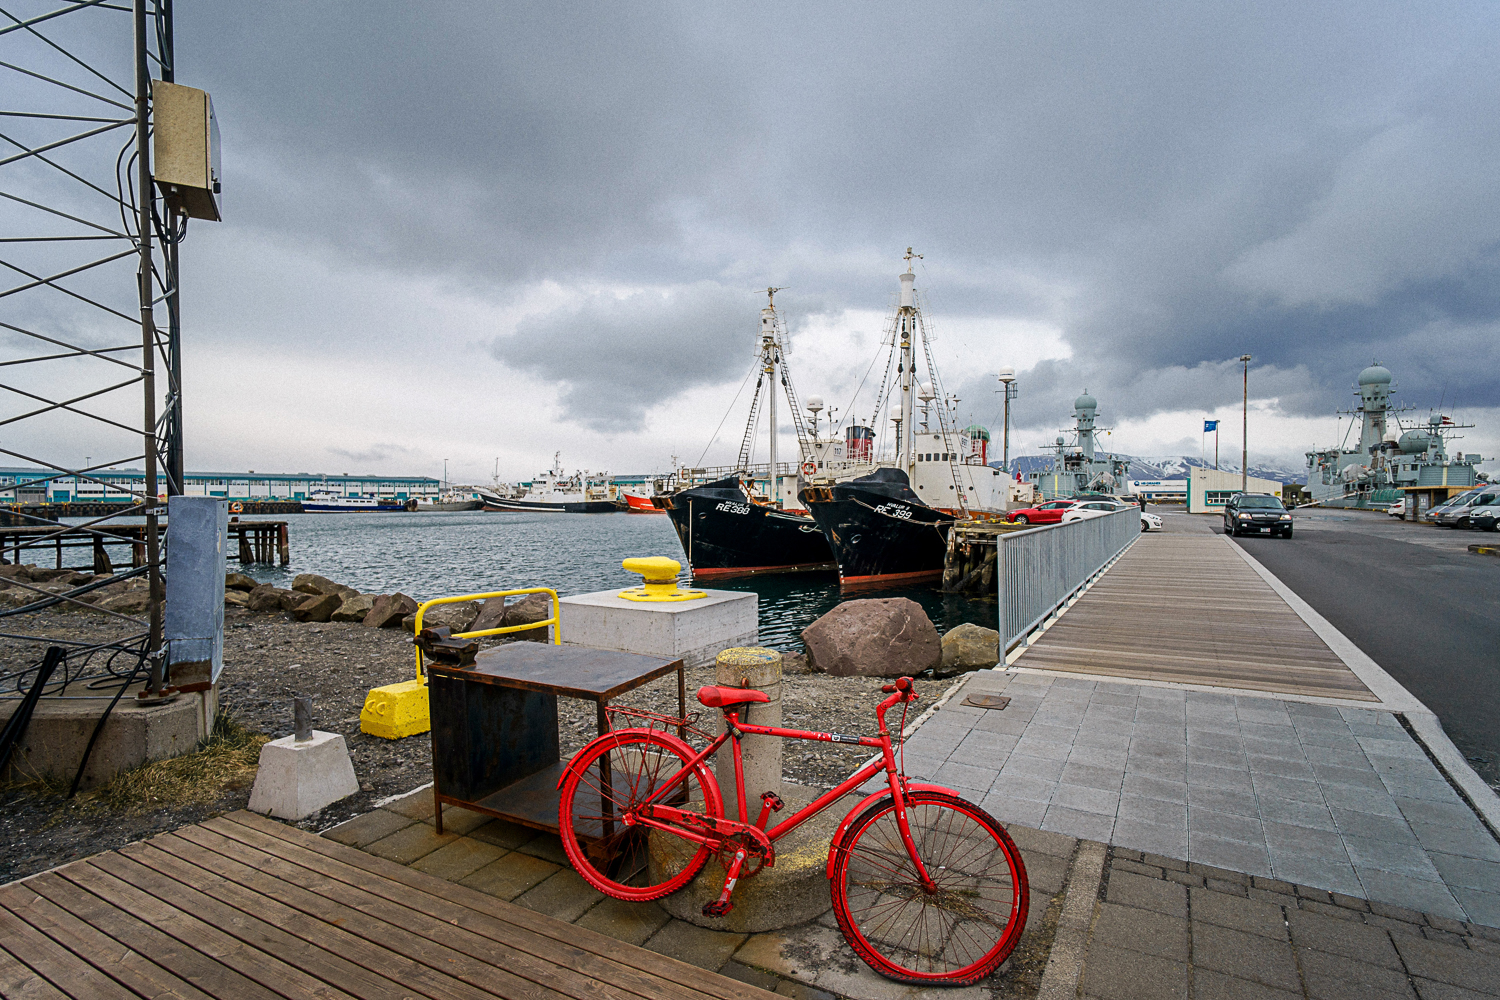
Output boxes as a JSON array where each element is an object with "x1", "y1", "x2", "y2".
[{"x1": 714, "y1": 647, "x2": 782, "y2": 821}]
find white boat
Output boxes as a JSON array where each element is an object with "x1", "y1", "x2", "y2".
[
  {"x1": 479, "y1": 454, "x2": 623, "y2": 513},
  {"x1": 413, "y1": 488, "x2": 483, "y2": 512},
  {"x1": 301, "y1": 489, "x2": 407, "y2": 512}
]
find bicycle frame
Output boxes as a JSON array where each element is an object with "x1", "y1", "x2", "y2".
[{"x1": 615, "y1": 689, "x2": 941, "y2": 891}]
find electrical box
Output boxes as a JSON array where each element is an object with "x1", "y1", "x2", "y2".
[{"x1": 152, "y1": 80, "x2": 221, "y2": 221}]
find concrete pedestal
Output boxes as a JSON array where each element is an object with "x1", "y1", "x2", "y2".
[
  {"x1": 559, "y1": 588, "x2": 756, "y2": 669},
  {"x1": 247, "y1": 729, "x2": 360, "y2": 820},
  {"x1": 0, "y1": 682, "x2": 217, "y2": 790},
  {"x1": 714, "y1": 647, "x2": 782, "y2": 821},
  {"x1": 651, "y1": 783, "x2": 838, "y2": 932}
]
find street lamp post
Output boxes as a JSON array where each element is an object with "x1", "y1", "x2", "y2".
[
  {"x1": 1239, "y1": 355, "x2": 1252, "y2": 493},
  {"x1": 997, "y1": 368, "x2": 1017, "y2": 471}
]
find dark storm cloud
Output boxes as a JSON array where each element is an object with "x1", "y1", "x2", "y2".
[
  {"x1": 496, "y1": 282, "x2": 757, "y2": 428},
  {"x1": 160, "y1": 1, "x2": 1500, "y2": 429}
]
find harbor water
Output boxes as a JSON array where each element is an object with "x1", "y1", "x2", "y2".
[{"x1": 224, "y1": 510, "x2": 998, "y2": 650}]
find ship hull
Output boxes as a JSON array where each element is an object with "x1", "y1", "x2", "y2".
[
  {"x1": 479, "y1": 493, "x2": 622, "y2": 514},
  {"x1": 622, "y1": 491, "x2": 666, "y2": 513},
  {"x1": 302, "y1": 501, "x2": 407, "y2": 512},
  {"x1": 800, "y1": 469, "x2": 955, "y2": 591},
  {"x1": 414, "y1": 500, "x2": 483, "y2": 512},
  {"x1": 660, "y1": 478, "x2": 834, "y2": 578}
]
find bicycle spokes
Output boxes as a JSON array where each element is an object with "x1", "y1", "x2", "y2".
[{"x1": 832, "y1": 793, "x2": 1028, "y2": 984}]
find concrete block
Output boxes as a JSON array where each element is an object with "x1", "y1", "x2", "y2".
[
  {"x1": 560, "y1": 588, "x2": 756, "y2": 668},
  {"x1": 2, "y1": 682, "x2": 216, "y2": 789},
  {"x1": 247, "y1": 729, "x2": 360, "y2": 820}
]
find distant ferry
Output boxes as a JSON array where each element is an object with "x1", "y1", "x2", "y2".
[
  {"x1": 301, "y1": 489, "x2": 407, "y2": 512},
  {"x1": 478, "y1": 453, "x2": 623, "y2": 514}
]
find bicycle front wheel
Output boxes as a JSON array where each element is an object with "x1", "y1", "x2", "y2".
[
  {"x1": 831, "y1": 790, "x2": 1029, "y2": 985},
  {"x1": 558, "y1": 728, "x2": 721, "y2": 901}
]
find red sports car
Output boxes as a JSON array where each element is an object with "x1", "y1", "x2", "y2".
[{"x1": 1006, "y1": 499, "x2": 1078, "y2": 525}]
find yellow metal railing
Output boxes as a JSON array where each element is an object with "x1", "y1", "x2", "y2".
[{"x1": 412, "y1": 587, "x2": 560, "y2": 681}]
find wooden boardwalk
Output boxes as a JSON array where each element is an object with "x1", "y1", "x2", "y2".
[
  {"x1": 1015, "y1": 528, "x2": 1378, "y2": 701},
  {"x1": 0, "y1": 811, "x2": 775, "y2": 1000}
]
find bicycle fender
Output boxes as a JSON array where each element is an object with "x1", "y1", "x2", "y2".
[{"x1": 824, "y1": 783, "x2": 960, "y2": 878}]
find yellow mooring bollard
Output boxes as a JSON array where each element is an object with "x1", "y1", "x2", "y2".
[
  {"x1": 617, "y1": 556, "x2": 707, "y2": 602},
  {"x1": 359, "y1": 587, "x2": 561, "y2": 740}
]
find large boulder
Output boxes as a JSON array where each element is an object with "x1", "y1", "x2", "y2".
[
  {"x1": 939, "y1": 623, "x2": 1001, "y2": 675},
  {"x1": 331, "y1": 593, "x2": 376, "y2": 622},
  {"x1": 278, "y1": 589, "x2": 312, "y2": 613},
  {"x1": 801, "y1": 598, "x2": 941, "y2": 678},
  {"x1": 403, "y1": 601, "x2": 478, "y2": 634},
  {"x1": 292, "y1": 573, "x2": 338, "y2": 595},
  {"x1": 293, "y1": 592, "x2": 343, "y2": 623},
  {"x1": 95, "y1": 588, "x2": 151, "y2": 614},
  {"x1": 363, "y1": 592, "x2": 417, "y2": 628},
  {"x1": 0, "y1": 564, "x2": 34, "y2": 581},
  {"x1": 225, "y1": 572, "x2": 259, "y2": 591},
  {"x1": 245, "y1": 584, "x2": 284, "y2": 613},
  {"x1": 224, "y1": 590, "x2": 250, "y2": 607},
  {"x1": 470, "y1": 592, "x2": 553, "y2": 642}
]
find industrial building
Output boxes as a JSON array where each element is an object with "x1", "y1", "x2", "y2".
[
  {"x1": 0, "y1": 468, "x2": 439, "y2": 504},
  {"x1": 1187, "y1": 468, "x2": 1287, "y2": 513}
]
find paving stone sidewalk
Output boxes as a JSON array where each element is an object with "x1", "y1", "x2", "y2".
[
  {"x1": 1081, "y1": 847, "x2": 1500, "y2": 1000},
  {"x1": 323, "y1": 787, "x2": 1081, "y2": 1000},
  {"x1": 895, "y1": 669, "x2": 1500, "y2": 925}
]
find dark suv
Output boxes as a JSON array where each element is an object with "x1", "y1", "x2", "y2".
[{"x1": 1223, "y1": 493, "x2": 1293, "y2": 538}]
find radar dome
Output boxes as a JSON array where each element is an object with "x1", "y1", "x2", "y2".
[
  {"x1": 1398, "y1": 430, "x2": 1431, "y2": 454},
  {"x1": 805, "y1": 395, "x2": 824, "y2": 412},
  {"x1": 1358, "y1": 364, "x2": 1392, "y2": 387},
  {"x1": 1074, "y1": 391, "x2": 1098, "y2": 410},
  {"x1": 1055, "y1": 436, "x2": 1066, "y2": 446}
]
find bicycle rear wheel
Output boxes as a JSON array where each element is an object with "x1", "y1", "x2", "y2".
[
  {"x1": 831, "y1": 790, "x2": 1029, "y2": 985},
  {"x1": 558, "y1": 728, "x2": 721, "y2": 901}
]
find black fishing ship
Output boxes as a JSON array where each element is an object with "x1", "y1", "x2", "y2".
[
  {"x1": 800, "y1": 468, "x2": 955, "y2": 590},
  {"x1": 656, "y1": 476, "x2": 834, "y2": 579}
]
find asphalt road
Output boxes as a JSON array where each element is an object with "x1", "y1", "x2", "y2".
[{"x1": 1224, "y1": 509, "x2": 1500, "y2": 792}]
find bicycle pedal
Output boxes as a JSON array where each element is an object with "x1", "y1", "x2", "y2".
[
  {"x1": 760, "y1": 791, "x2": 784, "y2": 812},
  {"x1": 702, "y1": 900, "x2": 733, "y2": 918}
]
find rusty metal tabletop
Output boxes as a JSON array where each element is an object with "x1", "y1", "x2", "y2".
[{"x1": 428, "y1": 643, "x2": 684, "y2": 701}]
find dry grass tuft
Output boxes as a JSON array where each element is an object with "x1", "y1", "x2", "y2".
[{"x1": 95, "y1": 711, "x2": 268, "y2": 813}]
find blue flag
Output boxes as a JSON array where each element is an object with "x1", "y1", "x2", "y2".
[{"x1": 1204, "y1": 420, "x2": 1219, "y2": 432}]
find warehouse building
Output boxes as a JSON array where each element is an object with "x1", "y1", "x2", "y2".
[
  {"x1": 0, "y1": 468, "x2": 439, "y2": 504},
  {"x1": 1187, "y1": 468, "x2": 1287, "y2": 513}
]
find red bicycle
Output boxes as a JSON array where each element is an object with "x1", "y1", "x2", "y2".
[{"x1": 557, "y1": 675, "x2": 1029, "y2": 986}]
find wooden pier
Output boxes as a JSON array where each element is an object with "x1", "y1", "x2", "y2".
[
  {"x1": 0, "y1": 521, "x2": 288, "y2": 572},
  {"x1": 941, "y1": 519, "x2": 1028, "y2": 593},
  {"x1": 0, "y1": 811, "x2": 773, "y2": 1000},
  {"x1": 1012, "y1": 521, "x2": 1378, "y2": 701}
]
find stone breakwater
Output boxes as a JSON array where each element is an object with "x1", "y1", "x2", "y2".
[{"x1": 224, "y1": 572, "x2": 553, "y2": 639}]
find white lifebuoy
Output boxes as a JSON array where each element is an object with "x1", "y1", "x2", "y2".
[
  {"x1": 800, "y1": 461, "x2": 817, "y2": 476},
  {"x1": 228, "y1": 501, "x2": 244, "y2": 513}
]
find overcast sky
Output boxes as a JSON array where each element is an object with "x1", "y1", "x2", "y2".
[{"x1": 7, "y1": 2, "x2": 1499, "y2": 482}]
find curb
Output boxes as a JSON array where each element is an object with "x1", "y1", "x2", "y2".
[
  {"x1": 1036, "y1": 840, "x2": 1107, "y2": 1000},
  {"x1": 1469, "y1": 543, "x2": 1500, "y2": 557}
]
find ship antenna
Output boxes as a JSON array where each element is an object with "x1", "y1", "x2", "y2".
[
  {"x1": 903, "y1": 246, "x2": 923, "y2": 267},
  {"x1": 766, "y1": 285, "x2": 785, "y2": 308}
]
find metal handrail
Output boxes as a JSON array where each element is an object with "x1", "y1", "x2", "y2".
[
  {"x1": 412, "y1": 587, "x2": 560, "y2": 681},
  {"x1": 997, "y1": 508, "x2": 1139, "y2": 654}
]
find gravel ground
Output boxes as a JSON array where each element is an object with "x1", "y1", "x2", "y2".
[{"x1": 1, "y1": 603, "x2": 954, "y2": 885}]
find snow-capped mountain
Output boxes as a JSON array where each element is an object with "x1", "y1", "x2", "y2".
[{"x1": 998, "y1": 454, "x2": 1307, "y2": 485}]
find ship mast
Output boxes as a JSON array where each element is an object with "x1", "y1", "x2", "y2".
[
  {"x1": 763, "y1": 287, "x2": 781, "y2": 504},
  {"x1": 898, "y1": 248, "x2": 921, "y2": 477}
]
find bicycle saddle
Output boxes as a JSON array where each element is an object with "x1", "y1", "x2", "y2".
[{"x1": 696, "y1": 685, "x2": 770, "y2": 708}]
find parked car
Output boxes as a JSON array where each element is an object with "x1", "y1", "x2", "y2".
[
  {"x1": 1222, "y1": 493, "x2": 1294, "y2": 537},
  {"x1": 1471, "y1": 498, "x2": 1500, "y2": 531},
  {"x1": 1059, "y1": 500, "x2": 1161, "y2": 532},
  {"x1": 1007, "y1": 499, "x2": 1079, "y2": 525},
  {"x1": 1387, "y1": 500, "x2": 1407, "y2": 519},
  {"x1": 1424, "y1": 487, "x2": 1484, "y2": 524},
  {"x1": 1432, "y1": 488, "x2": 1498, "y2": 528}
]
